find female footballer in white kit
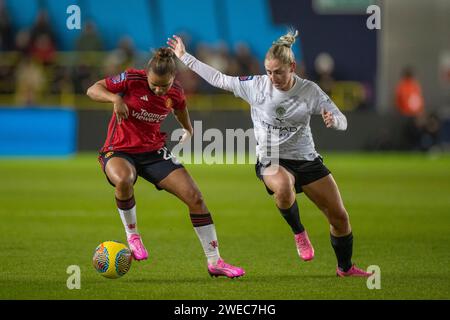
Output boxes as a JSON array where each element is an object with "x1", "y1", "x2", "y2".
[{"x1": 168, "y1": 30, "x2": 372, "y2": 277}]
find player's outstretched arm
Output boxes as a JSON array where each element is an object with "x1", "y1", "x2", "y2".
[
  {"x1": 86, "y1": 80, "x2": 129, "y2": 124},
  {"x1": 167, "y1": 35, "x2": 236, "y2": 92},
  {"x1": 173, "y1": 108, "x2": 194, "y2": 143}
]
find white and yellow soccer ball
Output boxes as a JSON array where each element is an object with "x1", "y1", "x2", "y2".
[{"x1": 92, "y1": 241, "x2": 132, "y2": 279}]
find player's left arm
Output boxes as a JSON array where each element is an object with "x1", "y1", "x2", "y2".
[
  {"x1": 321, "y1": 107, "x2": 347, "y2": 130},
  {"x1": 313, "y1": 86, "x2": 347, "y2": 131},
  {"x1": 173, "y1": 107, "x2": 193, "y2": 143}
]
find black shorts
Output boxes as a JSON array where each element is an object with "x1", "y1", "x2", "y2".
[
  {"x1": 98, "y1": 146, "x2": 184, "y2": 190},
  {"x1": 255, "y1": 156, "x2": 331, "y2": 195}
]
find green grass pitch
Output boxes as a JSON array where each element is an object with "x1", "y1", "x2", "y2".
[{"x1": 0, "y1": 153, "x2": 449, "y2": 299}]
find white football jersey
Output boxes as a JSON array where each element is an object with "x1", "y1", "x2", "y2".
[{"x1": 181, "y1": 53, "x2": 347, "y2": 161}]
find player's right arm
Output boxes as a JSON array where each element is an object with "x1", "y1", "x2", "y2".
[
  {"x1": 86, "y1": 79, "x2": 129, "y2": 124},
  {"x1": 167, "y1": 35, "x2": 244, "y2": 95}
]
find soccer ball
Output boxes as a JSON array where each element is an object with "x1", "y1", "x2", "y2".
[{"x1": 92, "y1": 241, "x2": 132, "y2": 279}]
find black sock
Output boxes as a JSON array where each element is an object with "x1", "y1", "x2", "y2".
[
  {"x1": 330, "y1": 232, "x2": 353, "y2": 272},
  {"x1": 277, "y1": 200, "x2": 305, "y2": 234}
]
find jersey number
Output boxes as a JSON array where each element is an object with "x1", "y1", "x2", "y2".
[{"x1": 158, "y1": 147, "x2": 173, "y2": 160}]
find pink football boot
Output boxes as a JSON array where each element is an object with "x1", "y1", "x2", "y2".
[
  {"x1": 294, "y1": 231, "x2": 315, "y2": 261},
  {"x1": 336, "y1": 264, "x2": 374, "y2": 277},
  {"x1": 127, "y1": 234, "x2": 148, "y2": 261},
  {"x1": 208, "y1": 259, "x2": 245, "y2": 279}
]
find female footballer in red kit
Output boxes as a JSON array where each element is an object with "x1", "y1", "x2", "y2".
[{"x1": 86, "y1": 48, "x2": 244, "y2": 278}]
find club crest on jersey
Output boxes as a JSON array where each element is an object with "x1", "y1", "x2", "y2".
[
  {"x1": 275, "y1": 106, "x2": 286, "y2": 122},
  {"x1": 104, "y1": 151, "x2": 114, "y2": 158},
  {"x1": 111, "y1": 72, "x2": 126, "y2": 84},
  {"x1": 165, "y1": 98, "x2": 173, "y2": 109},
  {"x1": 239, "y1": 76, "x2": 254, "y2": 81}
]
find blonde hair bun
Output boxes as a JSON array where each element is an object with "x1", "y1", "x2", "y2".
[{"x1": 273, "y1": 29, "x2": 299, "y2": 48}]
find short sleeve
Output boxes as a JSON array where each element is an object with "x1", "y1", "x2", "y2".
[
  {"x1": 172, "y1": 96, "x2": 186, "y2": 110},
  {"x1": 105, "y1": 71, "x2": 128, "y2": 94},
  {"x1": 170, "y1": 84, "x2": 187, "y2": 110}
]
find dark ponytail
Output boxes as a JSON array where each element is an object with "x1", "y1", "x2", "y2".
[{"x1": 146, "y1": 47, "x2": 176, "y2": 76}]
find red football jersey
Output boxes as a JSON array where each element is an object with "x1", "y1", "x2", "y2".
[{"x1": 100, "y1": 69, "x2": 186, "y2": 153}]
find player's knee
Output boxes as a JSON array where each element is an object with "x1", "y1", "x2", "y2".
[
  {"x1": 329, "y1": 207, "x2": 349, "y2": 230},
  {"x1": 273, "y1": 185, "x2": 295, "y2": 208},
  {"x1": 115, "y1": 176, "x2": 134, "y2": 193},
  {"x1": 186, "y1": 189, "x2": 204, "y2": 210}
]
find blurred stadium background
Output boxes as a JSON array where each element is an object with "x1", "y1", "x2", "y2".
[{"x1": 0, "y1": 0, "x2": 449, "y2": 300}]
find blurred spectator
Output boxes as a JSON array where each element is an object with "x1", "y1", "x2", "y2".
[
  {"x1": 73, "y1": 56, "x2": 101, "y2": 95},
  {"x1": 314, "y1": 52, "x2": 335, "y2": 95},
  {"x1": 73, "y1": 22, "x2": 105, "y2": 94},
  {"x1": 30, "y1": 10, "x2": 56, "y2": 46},
  {"x1": 234, "y1": 42, "x2": 261, "y2": 75},
  {"x1": 30, "y1": 34, "x2": 56, "y2": 65},
  {"x1": 15, "y1": 55, "x2": 45, "y2": 105},
  {"x1": 26, "y1": 10, "x2": 57, "y2": 65},
  {"x1": 405, "y1": 112, "x2": 442, "y2": 151},
  {"x1": 395, "y1": 67, "x2": 424, "y2": 116},
  {"x1": 208, "y1": 41, "x2": 231, "y2": 73},
  {"x1": 195, "y1": 42, "x2": 210, "y2": 62},
  {"x1": 103, "y1": 51, "x2": 124, "y2": 77},
  {"x1": 75, "y1": 21, "x2": 103, "y2": 51},
  {"x1": 395, "y1": 67, "x2": 443, "y2": 151},
  {"x1": 101, "y1": 36, "x2": 137, "y2": 79},
  {"x1": 14, "y1": 29, "x2": 31, "y2": 54},
  {"x1": 0, "y1": 0, "x2": 14, "y2": 50}
]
